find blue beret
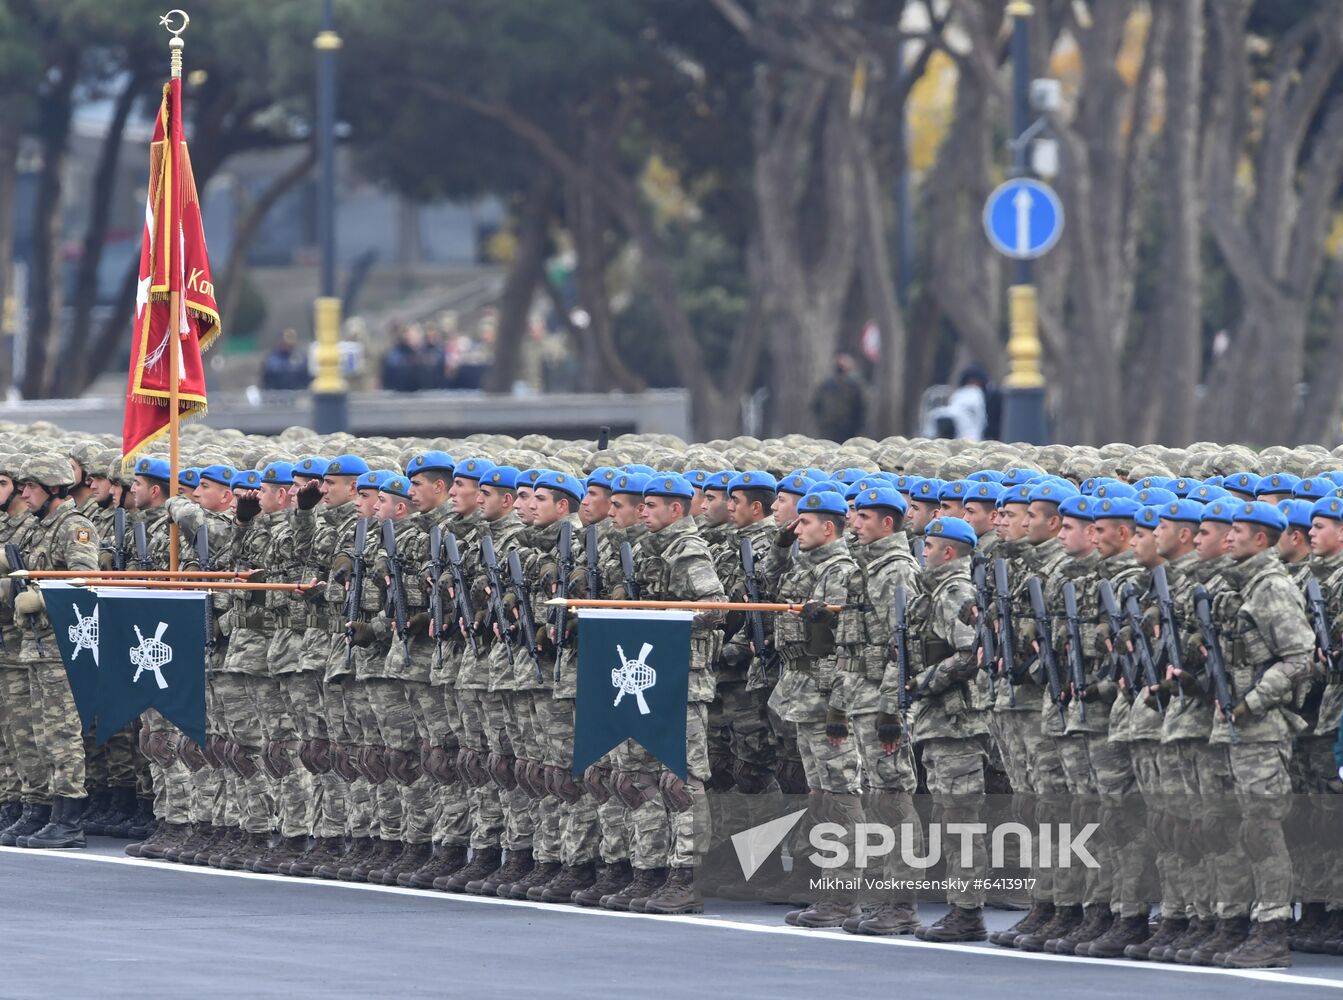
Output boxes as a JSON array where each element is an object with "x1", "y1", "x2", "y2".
[
  {"x1": 611, "y1": 472, "x2": 648, "y2": 496},
  {"x1": 623, "y1": 464, "x2": 656, "y2": 476},
  {"x1": 454, "y1": 458, "x2": 495, "y2": 483},
  {"x1": 1203, "y1": 475, "x2": 1225, "y2": 488},
  {"x1": 1134, "y1": 487, "x2": 1178, "y2": 507},
  {"x1": 854, "y1": 486, "x2": 908, "y2": 514},
  {"x1": 1057, "y1": 495, "x2": 1095, "y2": 521},
  {"x1": 704, "y1": 471, "x2": 735, "y2": 492},
  {"x1": 1079, "y1": 477, "x2": 1099, "y2": 495},
  {"x1": 134, "y1": 457, "x2": 171, "y2": 483},
  {"x1": 1255, "y1": 473, "x2": 1300, "y2": 496},
  {"x1": 379, "y1": 475, "x2": 412, "y2": 500},
  {"x1": 482, "y1": 466, "x2": 520, "y2": 491},
  {"x1": 199, "y1": 464, "x2": 237, "y2": 488},
  {"x1": 797, "y1": 490, "x2": 848, "y2": 516},
  {"x1": 293, "y1": 457, "x2": 329, "y2": 478},
  {"x1": 1093, "y1": 481, "x2": 1137, "y2": 500},
  {"x1": 792, "y1": 468, "x2": 827, "y2": 482},
  {"x1": 1000, "y1": 484, "x2": 1033, "y2": 507},
  {"x1": 892, "y1": 475, "x2": 918, "y2": 494},
  {"x1": 925, "y1": 516, "x2": 977, "y2": 547},
  {"x1": 848, "y1": 478, "x2": 884, "y2": 498},
  {"x1": 964, "y1": 481, "x2": 1005, "y2": 505},
  {"x1": 1001, "y1": 468, "x2": 1038, "y2": 487},
  {"x1": 1134, "y1": 505, "x2": 1161, "y2": 529},
  {"x1": 326, "y1": 455, "x2": 370, "y2": 478},
  {"x1": 1224, "y1": 472, "x2": 1260, "y2": 496},
  {"x1": 1231, "y1": 500, "x2": 1286, "y2": 532},
  {"x1": 231, "y1": 468, "x2": 262, "y2": 491},
  {"x1": 728, "y1": 471, "x2": 778, "y2": 497},
  {"x1": 1278, "y1": 498, "x2": 1314, "y2": 531},
  {"x1": 1310, "y1": 496, "x2": 1343, "y2": 522},
  {"x1": 1190, "y1": 483, "x2": 1232, "y2": 503},
  {"x1": 405, "y1": 451, "x2": 456, "y2": 477},
  {"x1": 777, "y1": 474, "x2": 816, "y2": 497},
  {"x1": 843, "y1": 482, "x2": 864, "y2": 501},
  {"x1": 179, "y1": 467, "x2": 201, "y2": 488},
  {"x1": 807, "y1": 479, "x2": 846, "y2": 496},
  {"x1": 910, "y1": 478, "x2": 945, "y2": 503},
  {"x1": 517, "y1": 468, "x2": 545, "y2": 488},
  {"x1": 1201, "y1": 500, "x2": 1235, "y2": 525},
  {"x1": 261, "y1": 461, "x2": 294, "y2": 486},
  {"x1": 684, "y1": 470, "x2": 709, "y2": 488},
  {"x1": 1027, "y1": 479, "x2": 1080, "y2": 504},
  {"x1": 1293, "y1": 477, "x2": 1335, "y2": 501},
  {"x1": 1160, "y1": 499, "x2": 1205, "y2": 524},
  {"x1": 644, "y1": 473, "x2": 695, "y2": 501},
  {"x1": 833, "y1": 468, "x2": 872, "y2": 485},
  {"x1": 536, "y1": 470, "x2": 584, "y2": 504},
  {"x1": 1168, "y1": 477, "x2": 1199, "y2": 497},
  {"x1": 1323, "y1": 471, "x2": 1343, "y2": 487},
  {"x1": 355, "y1": 469, "x2": 389, "y2": 492},
  {"x1": 1092, "y1": 497, "x2": 1141, "y2": 521},
  {"x1": 587, "y1": 466, "x2": 621, "y2": 491},
  {"x1": 939, "y1": 480, "x2": 974, "y2": 502},
  {"x1": 968, "y1": 470, "x2": 1006, "y2": 484},
  {"x1": 1134, "y1": 476, "x2": 1173, "y2": 491}
]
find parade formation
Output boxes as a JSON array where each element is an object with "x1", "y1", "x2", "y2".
[{"x1": 0, "y1": 427, "x2": 1341, "y2": 976}]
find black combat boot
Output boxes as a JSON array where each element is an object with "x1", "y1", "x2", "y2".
[
  {"x1": 20, "y1": 796, "x2": 87, "y2": 849},
  {"x1": 323, "y1": 836, "x2": 373, "y2": 880},
  {"x1": 95, "y1": 787, "x2": 139, "y2": 838},
  {"x1": 288, "y1": 836, "x2": 342, "y2": 877},
  {"x1": 405, "y1": 844, "x2": 468, "y2": 889},
  {"x1": 0, "y1": 803, "x2": 49, "y2": 847},
  {"x1": 380, "y1": 841, "x2": 432, "y2": 886},
  {"x1": 573, "y1": 861, "x2": 631, "y2": 908},
  {"x1": 0, "y1": 800, "x2": 22, "y2": 829},
  {"x1": 469, "y1": 847, "x2": 532, "y2": 896},
  {"x1": 1127, "y1": 915, "x2": 1188, "y2": 961},
  {"x1": 601, "y1": 867, "x2": 665, "y2": 911},
  {"x1": 538, "y1": 861, "x2": 597, "y2": 904},
  {"x1": 439, "y1": 846, "x2": 502, "y2": 893},
  {"x1": 989, "y1": 901, "x2": 1053, "y2": 948},
  {"x1": 1016, "y1": 903, "x2": 1082, "y2": 952},
  {"x1": 253, "y1": 835, "x2": 308, "y2": 875},
  {"x1": 78, "y1": 790, "x2": 112, "y2": 836},
  {"x1": 916, "y1": 906, "x2": 988, "y2": 942},
  {"x1": 1084, "y1": 912, "x2": 1150, "y2": 957},
  {"x1": 1291, "y1": 902, "x2": 1331, "y2": 953},
  {"x1": 364, "y1": 840, "x2": 407, "y2": 884},
  {"x1": 350, "y1": 839, "x2": 398, "y2": 883},
  {"x1": 112, "y1": 799, "x2": 157, "y2": 841},
  {"x1": 508, "y1": 858, "x2": 559, "y2": 900},
  {"x1": 164, "y1": 823, "x2": 211, "y2": 863},
  {"x1": 219, "y1": 831, "x2": 269, "y2": 871}
]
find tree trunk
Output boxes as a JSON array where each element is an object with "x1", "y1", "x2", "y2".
[
  {"x1": 0, "y1": 96, "x2": 25, "y2": 393},
  {"x1": 485, "y1": 172, "x2": 554, "y2": 394},
  {"x1": 23, "y1": 48, "x2": 78, "y2": 399}
]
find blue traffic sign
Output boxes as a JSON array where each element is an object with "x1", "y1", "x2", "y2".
[{"x1": 983, "y1": 178, "x2": 1064, "y2": 260}]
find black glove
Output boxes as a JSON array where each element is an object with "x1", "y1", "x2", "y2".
[
  {"x1": 296, "y1": 482, "x2": 322, "y2": 510},
  {"x1": 824, "y1": 707, "x2": 848, "y2": 740},
  {"x1": 348, "y1": 622, "x2": 375, "y2": 647},
  {"x1": 235, "y1": 494, "x2": 262, "y2": 523},
  {"x1": 724, "y1": 610, "x2": 746, "y2": 641},
  {"x1": 875, "y1": 712, "x2": 903, "y2": 746},
  {"x1": 330, "y1": 553, "x2": 354, "y2": 586},
  {"x1": 801, "y1": 600, "x2": 836, "y2": 626},
  {"x1": 774, "y1": 522, "x2": 798, "y2": 549}
]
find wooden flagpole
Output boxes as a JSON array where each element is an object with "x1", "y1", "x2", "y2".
[{"x1": 164, "y1": 11, "x2": 188, "y2": 573}]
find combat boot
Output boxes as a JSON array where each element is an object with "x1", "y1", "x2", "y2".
[
  {"x1": 1291, "y1": 902, "x2": 1331, "y2": 952},
  {"x1": 1318, "y1": 911, "x2": 1343, "y2": 956},
  {"x1": 841, "y1": 904, "x2": 880, "y2": 934},
  {"x1": 20, "y1": 796, "x2": 87, "y2": 850},
  {"x1": 326, "y1": 836, "x2": 374, "y2": 880},
  {"x1": 1083, "y1": 912, "x2": 1150, "y2": 958},
  {"x1": 1185, "y1": 915, "x2": 1250, "y2": 965},
  {"x1": 857, "y1": 902, "x2": 921, "y2": 937},
  {"x1": 142, "y1": 820, "x2": 190, "y2": 860},
  {"x1": 0, "y1": 800, "x2": 21, "y2": 829},
  {"x1": 380, "y1": 841, "x2": 431, "y2": 886},
  {"x1": 573, "y1": 861, "x2": 631, "y2": 908},
  {"x1": 509, "y1": 859, "x2": 560, "y2": 900},
  {"x1": 1016, "y1": 903, "x2": 1082, "y2": 952},
  {"x1": 96, "y1": 787, "x2": 138, "y2": 838},
  {"x1": 1050, "y1": 905, "x2": 1112, "y2": 954},
  {"x1": 1160, "y1": 915, "x2": 1215, "y2": 963},
  {"x1": 601, "y1": 866, "x2": 665, "y2": 911},
  {"x1": 186, "y1": 825, "x2": 229, "y2": 866},
  {"x1": 0, "y1": 803, "x2": 50, "y2": 847},
  {"x1": 916, "y1": 906, "x2": 988, "y2": 942},
  {"x1": 288, "y1": 836, "x2": 341, "y2": 877},
  {"x1": 1127, "y1": 915, "x2": 1188, "y2": 960},
  {"x1": 351, "y1": 839, "x2": 398, "y2": 883},
  {"x1": 113, "y1": 799, "x2": 156, "y2": 841},
  {"x1": 538, "y1": 861, "x2": 596, "y2": 904},
  {"x1": 164, "y1": 823, "x2": 211, "y2": 863},
  {"x1": 1215, "y1": 918, "x2": 1291, "y2": 969},
  {"x1": 220, "y1": 831, "x2": 269, "y2": 871},
  {"x1": 439, "y1": 846, "x2": 502, "y2": 893},
  {"x1": 989, "y1": 901, "x2": 1053, "y2": 947},
  {"x1": 78, "y1": 790, "x2": 112, "y2": 836},
  {"x1": 405, "y1": 844, "x2": 468, "y2": 889},
  {"x1": 642, "y1": 867, "x2": 703, "y2": 915},
  {"x1": 471, "y1": 847, "x2": 532, "y2": 896},
  {"x1": 207, "y1": 827, "x2": 247, "y2": 868},
  {"x1": 364, "y1": 840, "x2": 407, "y2": 884},
  {"x1": 254, "y1": 835, "x2": 308, "y2": 875},
  {"x1": 794, "y1": 899, "x2": 860, "y2": 929}
]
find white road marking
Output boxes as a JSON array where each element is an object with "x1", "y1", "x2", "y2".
[{"x1": 2, "y1": 845, "x2": 1339, "y2": 990}]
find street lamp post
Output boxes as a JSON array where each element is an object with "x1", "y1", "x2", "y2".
[
  {"x1": 311, "y1": 0, "x2": 348, "y2": 433},
  {"x1": 1000, "y1": 0, "x2": 1047, "y2": 444}
]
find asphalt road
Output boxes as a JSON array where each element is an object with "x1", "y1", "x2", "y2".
[{"x1": 1, "y1": 841, "x2": 1340, "y2": 1000}]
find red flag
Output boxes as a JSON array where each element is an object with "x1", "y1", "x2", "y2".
[{"x1": 122, "y1": 77, "x2": 220, "y2": 460}]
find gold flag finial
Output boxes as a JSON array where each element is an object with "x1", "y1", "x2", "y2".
[{"x1": 161, "y1": 9, "x2": 189, "y2": 78}]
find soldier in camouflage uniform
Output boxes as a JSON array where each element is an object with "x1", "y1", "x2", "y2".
[
  {"x1": 10, "y1": 454, "x2": 100, "y2": 848},
  {"x1": 0, "y1": 455, "x2": 21, "y2": 830}
]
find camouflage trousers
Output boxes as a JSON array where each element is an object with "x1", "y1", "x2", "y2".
[
  {"x1": 707, "y1": 683, "x2": 778, "y2": 862},
  {"x1": 212, "y1": 671, "x2": 273, "y2": 835},
  {"x1": 84, "y1": 725, "x2": 136, "y2": 790},
  {"x1": 275, "y1": 671, "x2": 338, "y2": 839},
  {"x1": 367, "y1": 677, "x2": 435, "y2": 845},
  {"x1": 613, "y1": 738, "x2": 668, "y2": 870},
  {"x1": 796, "y1": 719, "x2": 863, "y2": 795},
  {"x1": 667, "y1": 703, "x2": 710, "y2": 869},
  {"x1": 1227, "y1": 740, "x2": 1294, "y2": 923},
  {"x1": 0, "y1": 666, "x2": 46, "y2": 803},
  {"x1": 1129, "y1": 741, "x2": 1173, "y2": 917},
  {"x1": 1289, "y1": 735, "x2": 1343, "y2": 910},
  {"x1": 455, "y1": 685, "x2": 505, "y2": 850},
  {"x1": 1054, "y1": 733, "x2": 1115, "y2": 910},
  {"x1": 325, "y1": 676, "x2": 378, "y2": 839},
  {"x1": 529, "y1": 692, "x2": 585, "y2": 865},
  {"x1": 28, "y1": 652, "x2": 86, "y2": 799},
  {"x1": 990, "y1": 708, "x2": 1064, "y2": 905},
  {"x1": 246, "y1": 673, "x2": 311, "y2": 841},
  {"x1": 1090, "y1": 736, "x2": 1149, "y2": 918},
  {"x1": 404, "y1": 680, "x2": 470, "y2": 849},
  {"x1": 0, "y1": 720, "x2": 18, "y2": 801},
  {"x1": 920, "y1": 736, "x2": 990, "y2": 908}
]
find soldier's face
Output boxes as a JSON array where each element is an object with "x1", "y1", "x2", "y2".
[
  {"x1": 1278, "y1": 527, "x2": 1310, "y2": 562},
  {"x1": 194, "y1": 480, "x2": 232, "y2": 512},
  {"x1": 1257, "y1": 492, "x2": 1287, "y2": 506},
  {"x1": 1024, "y1": 501, "x2": 1061, "y2": 543},
  {"x1": 19, "y1": 481, "x2": 46, "y2": 509},
  {"x1": 609, "y1": 493, "x2": 641, "y2": 529},
  {"x1": 478, "y1": 485, "x2": 514, "y2": 521},
  {"x1": 1131, "y1": 526, "x2": 1161, "y2": 567},
  {"x1": 1092, "y1": 519, "x2": 1132, "y2": 558},
  {"x1": 355, "y1": 489, "x2": 379, "y2": 518},
  {"x1": 375, "y1": 493, "x2": 408, "y2": 521},
  {"x1": 1058, "y1": 517, "x2": 1094, "y2": 557},
  {"x1": 131, "y1": 475, "x2": 158, "y2": 508},
  {"x1": 0, "y1": 475, "x2": 12, "y2": 508},
  {"x1": 1195, "y1": 521, "x2": 1231, "y2": 560},
  {"x1": 515, "y1": 487, "x2": 535, "y2": 523},
  {"x1": 1310, "y1": 516, "x2": 1343, "y2": 557},
  {"x1": 259, "y1": 483, "x2": 288, "y2": 514},
  {"x1": 997, "y1": 504, "x2": 1029, "y2": 541},
  {"x1": 772, "y1": 492, "x2": 800, "y2": 525},
  {"x1": 1227, "y1": 522, "x2": 1269, "y2": 559},
  {"x1": 689, "y1": 489, "x2": 707, "y2": 517},
  {"x1": 794, "y1": 512, "x2": 837, "y2": 551},
  {"x1": 703, "y1": 490, "x2": 729, "y2": 525},
  {"x1": 450, "y1": 476, "x2": 482, "y2": 515},
  {"x1": 729, "y1": 494, "x2": 764, "y2": 528},
  {"x1": 409, "y1": 473, "x2": 447, "y2": 512},
  {"x1": 581, "y1": 486, "x2": 612, "y2": 526},
  {"x1": 906, "y1": 501, "x2": 937, "y2": 535},
  {"x1": 323, "y1": 475, "x2": 357, "y2": 507},
  {"x1": 89, "y1": 476, "x2": 113, "y2": 503},
  {"x1": 531, "y1": 488, "x2": 569, "y2": 527},
  {"x1": 640, "y1": 496, "x2": 684, "y2": 532},
  {"x1": 939, "y1": 499, "x2": 965, "y2": 519},
  {"x1": 1154, "y1": 518, "x2": 1191, "y2": 559},
  {"x1": 853, "y1": 508, "x2": 895, "y2": 545},
  {"x1": 962, "y1": 501, "x2": 994, "y2": 537}
]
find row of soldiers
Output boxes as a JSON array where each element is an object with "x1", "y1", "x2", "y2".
[{"x1": 0, "y1": 426, "x2": 1340, "y2": 972}]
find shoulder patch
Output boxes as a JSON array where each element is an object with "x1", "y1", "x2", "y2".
[{"x1": 75, "y1": 527, "x2": 92, "y2": 544}]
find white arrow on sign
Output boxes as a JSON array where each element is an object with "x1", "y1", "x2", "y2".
[{"x1": 1014, "y1": 187, "x2": 1033, "y2": 257}]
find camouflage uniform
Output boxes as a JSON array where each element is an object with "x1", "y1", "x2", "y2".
[{"x1": 0, "y1": 512, "x2": 44, "y2": 809}]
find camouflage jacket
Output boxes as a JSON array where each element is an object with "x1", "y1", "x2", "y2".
[
  {"x1": 838, "y1": 531, "x2": 922, "y2": 717},
  {"x1": 1099, "y1": 550, "x2": 1147, "y2": 743},
  {"x1": 1310, "y1": 551, "x2": 1343, "y2": 737},
  {"x1": 1052, "y1": 550, "x2": 1109, "y2": 736},
  {"x1": 1162, "y1": 554, "x2": 1232, "y2": 742},
  {"x1": 0, "y1": 511, "x2": 39, "y2": 658},
  {"x1": 477, "y1": 511, "x2": 529, "y2": 694},
  {"x1": 21, "y1": 501, "x2": 98, "y2": 657},
  {"x1": 715, "y1": 518, "x2": 777, "y2": 686},
  {"x1": 770, "y1": 538, "x2": 855, "y2": 722}
]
